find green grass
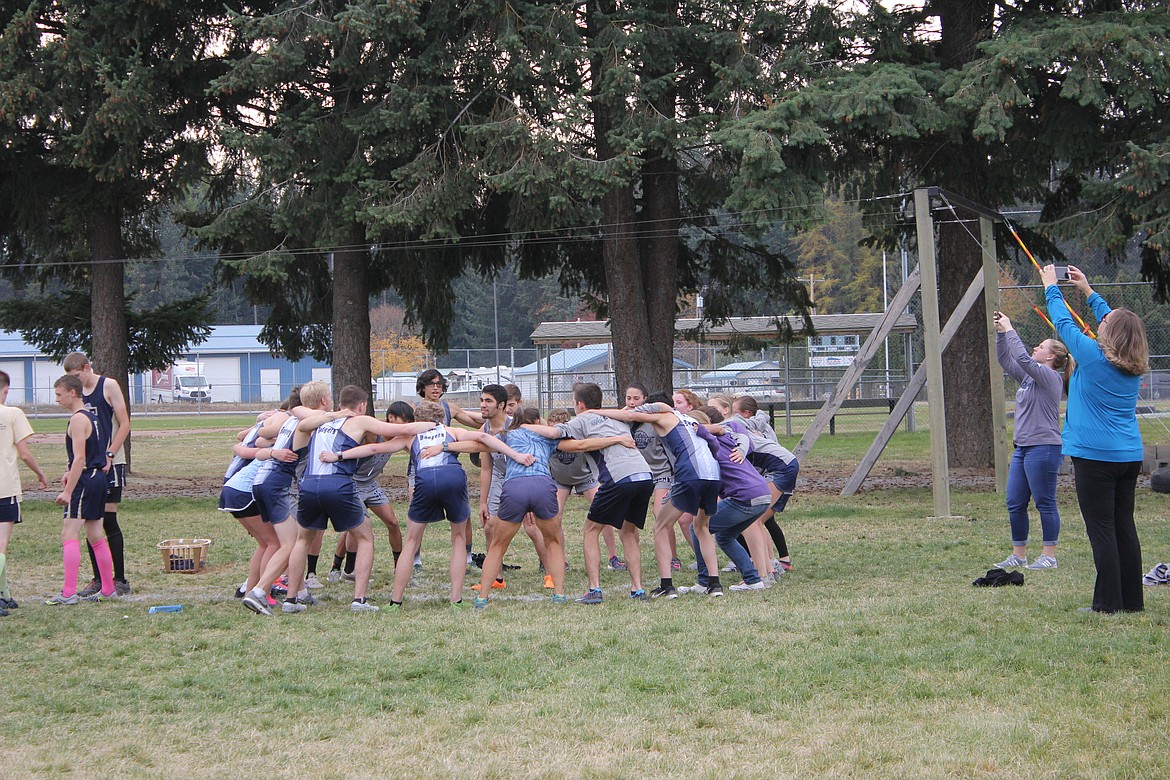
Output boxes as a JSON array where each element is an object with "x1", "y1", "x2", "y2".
[
  {"x1": 3, "y1": 483, "x2": 1169, "y2": 777},
  {"x1": 25, "y1": 413, "x2": 262, "y2": 435}
]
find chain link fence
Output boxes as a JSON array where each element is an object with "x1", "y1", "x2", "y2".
[{"x1": 421, "y1": 282, "x2": 1168, "y2": 443}]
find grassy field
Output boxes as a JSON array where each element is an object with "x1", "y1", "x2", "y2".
[{"x1": 3, "y1": 417, "x2": 1170, "y2": 778}]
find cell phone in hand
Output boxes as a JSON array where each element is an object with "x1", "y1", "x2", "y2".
[{"x1": 1054, "y1": 265, "x2": 1069, "y2": 281}]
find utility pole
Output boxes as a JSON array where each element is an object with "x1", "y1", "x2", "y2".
[
  {"x1": 805, "y1": 271, "x2": 826, "y2": 401},
  {"x1": 806, "y1": 272, "x2": 827, "y2": 314}
]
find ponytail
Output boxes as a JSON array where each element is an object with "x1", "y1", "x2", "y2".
[{"x1": 1049, "y1": 340, "x2": 1074, "y2": 395}]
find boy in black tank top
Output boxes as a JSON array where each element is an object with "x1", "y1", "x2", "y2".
[{"x1": 45, "y1": 375, "x2": 115, "y2": 605}]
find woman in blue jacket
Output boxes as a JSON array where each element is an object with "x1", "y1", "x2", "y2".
[{"x1": 1043, "y1": 264, "x2": 1149, "y2": 614}]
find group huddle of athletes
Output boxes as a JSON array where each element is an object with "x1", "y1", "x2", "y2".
[{"x1": 227, "y1": 369, "x2": 800, "y2": 614}]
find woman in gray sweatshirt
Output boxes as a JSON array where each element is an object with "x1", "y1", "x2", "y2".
[{"x1": 993, "y1": 312, "x2": 1072, "y2": 570}]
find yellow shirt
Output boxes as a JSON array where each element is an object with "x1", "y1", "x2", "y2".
[{"x1": 0, "y1": 405, "x2": 35, "y2": 500}]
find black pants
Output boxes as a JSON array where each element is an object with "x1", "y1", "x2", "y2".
[{"x1": 1071, "y1": 458, "x2": 1143, "y2": 613}]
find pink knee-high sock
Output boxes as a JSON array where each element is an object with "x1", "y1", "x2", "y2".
[
  {"x1": 62, "y1": 539, "x2": 81, "y2": 598},
  {"x1": 91, "y1": 537, "x2": 115, "y2": 596}
]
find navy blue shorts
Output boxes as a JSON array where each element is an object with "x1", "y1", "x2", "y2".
[
  {"x1": 253, "y1": 479, "x2": 294, "y2": 525},
  {"x1": 409, "y1": 466, "x2": 470, "y2": 524},
  {"x1": 105, "y1": 463, "x2": 127, "y2": 503},
  {"x1": 0, "y1": 495, "x2": 21, "y2": 523},
  {"x1": 588, "y1": 477, "x2": 654, "y2": 530},
  {"x1": 764, "y1": 460, "x2": 799, "y2": 498},
  {"x1": 218, "y1": 486, "x2": 258, "y2": 520},
  {"x1": 668, "y1": 478, "x2": 721, "y2": 516},
  {"x1": 498, "y1": 476, "x2": 559, "y2": 523},
  {"x1": 64, "y1": 468, "x2": 108, "y2": 521},
  {"x1": 298, "y1": 477, "x2": 365, "y2": 532}
]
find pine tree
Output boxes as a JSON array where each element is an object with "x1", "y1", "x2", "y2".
[
  {"x1": 196, "y1": 0, "x2": 522, "y2": 391},
  {"x1": 0, "y1": 1, "x2": 247, "y2": 393},
  {"x1": 722, "y1": 0, "x2": 1170, "y2": 466}
]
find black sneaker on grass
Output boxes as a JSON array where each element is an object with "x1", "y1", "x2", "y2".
[
  {"x1": 649, "y1": 585, "x2": 679, "y2": 600},
  {"x1": 77, "y1": 579, "x2": 102, "y2": 598}
]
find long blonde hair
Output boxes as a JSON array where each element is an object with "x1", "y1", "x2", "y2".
[{"x1": 1099, "y1": 308, "x2": 1149, "y2": 376}]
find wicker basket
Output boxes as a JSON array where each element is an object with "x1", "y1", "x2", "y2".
[{"x1": 157, "y1": 538, "x2": 211, "y2": 573}]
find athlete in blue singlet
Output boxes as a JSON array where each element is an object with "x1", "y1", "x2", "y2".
[{"x1": 320, "y1": 399, "x2": 533, "y2": 610}]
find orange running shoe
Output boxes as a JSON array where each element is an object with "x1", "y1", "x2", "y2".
[{"x1": 543, "y1": 574, "x2": 554, "y2": 589}]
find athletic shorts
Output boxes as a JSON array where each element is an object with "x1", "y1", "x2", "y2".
[
  {"x1": 486, "y1": 478, "x2": 504, "y2": 517},
  {"x1": 298, "y1": 477, "x2": 365, "y2": 533},
  {"x1": 588, "y1": 477, "x2": 654, "y2": 530},
  {"x1": 106, "y1": 463, "x2": 127, "y2": 503},
  {"x1": 64, "y1": 468, "x2": 108, "y2": 521},
  {"x1": 555, "y1": 478, "x2": 599, "y2": 495},
  {"x1": 252, "y1": 479, "x2": 294, "y2": 525},
  {"x1": 0, "y1": 495, "x2": 21, "y2": 523},
  {"x1": 498, "y1": 476, "x2": 559, "y2": 523},
  {"x1": 668, "y1": 478, "x2": 721, "y2": 517},
  {"x1": 654, "y1": 475, "x2": 673, "y2": 490},
  {"x1": 356, "y1": 481, "x2": 389, "y2": 507},
  {"x1": 763, "y1": 460, "x2": 799, "y2": 497},
  {"x1": 218, "y1": 486, "x2": 258, "y2": 519},
  {"x1": 409, "y1": 466, "x2": 470, "y2": 525}
]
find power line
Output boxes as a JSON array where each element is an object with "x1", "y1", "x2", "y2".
[{"x1": 0, "y1": 193, "x2": 915, "y2": 271}]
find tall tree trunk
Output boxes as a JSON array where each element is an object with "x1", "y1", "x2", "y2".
[
  {"x1": 588, "y1": 0, "x2": 673, "y2": 400},
  {"x1": 638, "y1": 0, "x2": 681, "y2": 397},
  {"x1": 89, "y1": 204, "x2": 131, "y2": 466},
  {"x1": 332, "y1": 224, "x2": 372, "y2": 403},
  {"x1": 938, "y1": 217, "x2": 993, "y2": 467},
  {"x1": 935, "y1": 0, "x2": 996, "y2": 468},
  {"x1": 637, "y1": 156, "x2": 680, "y2": 397},
  {"x1": 601, "y1": 185, "x2": 665, "y2": 399}
]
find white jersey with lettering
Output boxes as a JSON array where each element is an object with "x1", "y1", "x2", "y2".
[{"x1": 409, "y1": 424, "x2": 459, "y2": 472}]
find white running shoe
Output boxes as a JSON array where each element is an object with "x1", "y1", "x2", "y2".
[{"x1": 241, "y1": 591, "x2": 274, "y2": 616}]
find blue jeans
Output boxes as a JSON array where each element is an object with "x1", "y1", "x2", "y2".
[
  {"x1": 689, "y1": 497, "x2": 767, "y2": 585},
  {"x1": 1006, "y1": 444, "x2": 1063, "y2": 546}
]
